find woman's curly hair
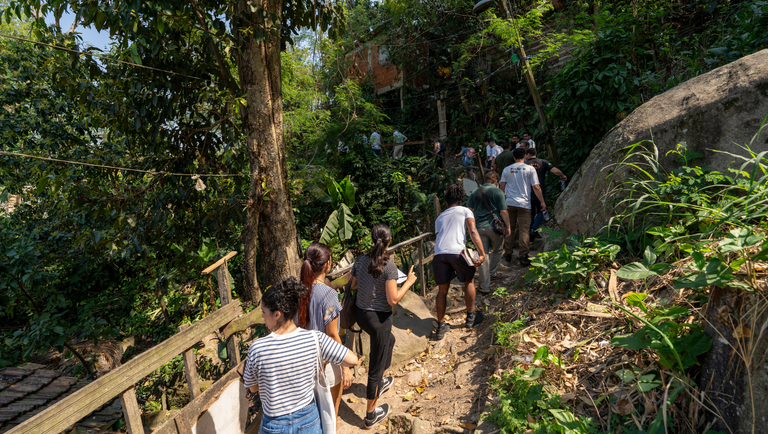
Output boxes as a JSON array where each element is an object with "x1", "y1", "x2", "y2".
[{"x1": 262, "y1": 277, "x2": 309, "y2": 327}]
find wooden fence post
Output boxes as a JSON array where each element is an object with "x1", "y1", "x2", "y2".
[
  {"x1": 178, "y1": 324, "x2": 201, "y2": 400},
  {"x1": 216, "y1": 261, "x2": 241, "y2": 369},
  {"x1": 417, "y1": 239, "x2": 426, "y2": 296},
  {"x1": 119, "y1": 386, "x2": 144, "y2": 434}
]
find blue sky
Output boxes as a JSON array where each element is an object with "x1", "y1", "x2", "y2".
[{"x1": 44, "y1": 11, "x2": 114, "y2": 50}]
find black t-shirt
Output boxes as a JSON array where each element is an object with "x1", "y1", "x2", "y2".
[{"x1": 525, "y1": 157, "x2": 553, "y2": 197}]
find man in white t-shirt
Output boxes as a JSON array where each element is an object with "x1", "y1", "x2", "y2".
[
  {"x1": 484, "y1": 138, "x2": 501, "y2": 170},
  {"x1": 369, "y1": 129, "x2": 382, "y2": 157},
  {"x1": 431, "y1": 184, "x2": 486, "y2": 340},
  {"x1": 393, "y1": 129, "x2": 407, "y2": 159},
  {"x1": 499, "y1": 148, "x2": 546, "y2": 267}
]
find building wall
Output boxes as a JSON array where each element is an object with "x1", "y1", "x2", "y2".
[{"x1": 347, "y1": 44, "x2": 403, "y2": 94}]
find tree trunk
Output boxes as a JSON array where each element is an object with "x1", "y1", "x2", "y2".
[{"x1": 235, "y1": 0, "x2": 300, "y2": 304}]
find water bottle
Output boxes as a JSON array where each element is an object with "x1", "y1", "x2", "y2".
[
  {"x1": 542, "y1": 210, "x2": 550, "y2": 222},
  {"x1": 560, "y1": 180, "x2": 566, "y2": 191}
]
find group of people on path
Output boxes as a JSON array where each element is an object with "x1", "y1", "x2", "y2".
[
  {"x1": 241, "y1": 210, "x2": 499, "y2": 433},
  {"x1": 242, "y1": 132, "x2": 567, "y2": 434},
  {"x1": 368, "y1": 128, "x2": 408, "y2": 159},
  {"x1": 243, "y1": 224, "x2": 419, "y2": 433}
]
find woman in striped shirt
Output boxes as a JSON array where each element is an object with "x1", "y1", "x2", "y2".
[
  {"x1": 351, "y1": 224, "x2": 418, "y2": 429},
  {"x1": 243, "y1": 277, "x2": 358, "y2": 434},
  {"x1": 298, "y1": 242, "x2": 352, "y2": 418}
]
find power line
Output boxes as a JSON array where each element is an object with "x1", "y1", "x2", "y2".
[
  {"x1": 0, "y1": 32, "x2": 214, "y2": 83},
  {"x1": 0, "y1": 150, "x2": 249, "y2": 178}
]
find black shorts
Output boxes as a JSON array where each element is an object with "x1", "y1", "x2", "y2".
[{"x1": 433, "y1": 253, "x2": 476, "y2": 285}]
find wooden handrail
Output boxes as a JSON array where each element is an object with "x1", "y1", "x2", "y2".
[
  {"x1": 327, "y1": 232, "x2": 433, "y2": 279},
  {"x1": 8, "y1": 302, "x2": 244, "y2": 434},
  {"x1": 386, "y1": 232, "x2": 432, "y2": 252},
  {"x1": 201, "y1": 251, "x2": 238, "y2": 274}
]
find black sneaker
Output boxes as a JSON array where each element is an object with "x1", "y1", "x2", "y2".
[
  {"x1": 364, "y1": 403, "x2": 390, "y2": 430},
  {"x1": 431, "y1": 322, "x2": 450, "y2": 341},
  {"x1": 519, "y1": 257, "x2": 532, "y2": 267},
  {"x1": 465, "y1": 311, "x2": 484, "y2": 328},
  {"x1": 378, "y1": 376, "x2": 393, "y2": 397},
  {"x1": 503, "y1": 254, "x2": 512, "y2": 263}
]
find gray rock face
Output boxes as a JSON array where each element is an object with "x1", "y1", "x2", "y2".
[{"x1": 555, "y1": 49, "x2": 768, "y2": 235}]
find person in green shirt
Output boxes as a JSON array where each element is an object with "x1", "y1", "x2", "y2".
[
  {"x1": 466, "y1": 171, "x2": 512, "y2": 293},
  {"x1": 493, "y1": 141, "x2": 516, "y2": 175}
]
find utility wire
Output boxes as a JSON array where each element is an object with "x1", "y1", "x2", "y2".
[
  {"x1": 0, "y1": 32, "x2": 214, "y2": 83},
  {"x1": 0, "y1": 150, "x2": 249, "y2": 177}
]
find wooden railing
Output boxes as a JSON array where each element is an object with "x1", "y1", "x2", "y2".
[
  {"x1": 9, "y1": 252, "x2": 263, "y2": 434},
  {"x1": 328, "y1": 232, "x2": 433, "y2": 296}
]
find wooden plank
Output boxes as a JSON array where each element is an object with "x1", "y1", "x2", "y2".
[
  {"x1": 222, "y1": 308, "x2": 265, "y2": 340},
  {"x1": 328, "y1": 233, "x2": 433, "y2": 279},
  {"x1": 174, "y1": 414, "x2": 193, "y2": 434},
  {"x1": 217, "y1": 265, "x2": 240, "y2": 369},
  {"x1": 118, "y1": 387, "x2": 144, "y2": 434},
  {"x1": 178, "y1": 325, "x2": 201, "y2": 401},
  {"x1": 379, "y1": 140, "x2": 425, "y2": 147},
  {"x1": 201, "y1": 251, "x2": 238, "y2": 275},
  {"x1": 387, "y1": 232, "x2": 432, "y2": 253},
  {"x1": 153, "y1": 362, "x2": 246, "y2": 434},
  {"x1": 216, "y1": 265, "x2": 233, "y2": 306},
  {"x1": 327, "y1": 263, "x2": 353, "y2": 279},
  {"x1": 7, "y1": 302, "x2": 243, "y2": 434},
  {"x1": 418, "y1": 239, "x2": 426, "y2": 296}
]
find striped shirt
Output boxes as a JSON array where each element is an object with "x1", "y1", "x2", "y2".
[
  {"x1": 306, "y1": 283, "x2": 342, "y2": 333},
  {"x1": 243, "y1": 328, "x2": 347, "y2": 417},
  {"x1": 352, "y1": 254, "x2": 398, "y2": 312}
]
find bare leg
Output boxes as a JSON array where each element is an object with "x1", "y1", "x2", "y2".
[
  {"x1": 366, "y1": 386, "x2": 379, "y2": 413},
  {"x1": 436, "y1": 284, "x2": 450, "y2": 322},
  {"x1": 463, "y1": 281, "x2": 476, "y2": 313},
  {"x1": 332, "y1": 381, "x2": 342, "y2": 417}
]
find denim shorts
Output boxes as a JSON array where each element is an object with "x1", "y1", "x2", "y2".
[{"x1": 260, "y1": 403, "x2": 321, "y2": 434}]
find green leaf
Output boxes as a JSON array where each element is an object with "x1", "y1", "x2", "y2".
[
  {"x1": 319, "y1": 209, "x2": 341, "y2": 246},
  {"x1": 611, "y1": 329, "x2": 652, "y2": 350},
  {"x1": 636, "y1": 373, "x2": 662, "y2": 392},
  {"x1": 157, "y1": 19, "x2": 165, "y2": 34},
  {"x1": 625, "y1": 292, "x2": 648, "y2": 312},
  {"x1": 691, "y1": 251, "x2": 706, "y2": 269},
  {"x1": 521, "y1": 366, "x2": 544, "y2": 381},
  {"x1": 526, "y1": 384, "x2": 543, "y2": 401},
  {"x1": 615, "y1": 369, "x2": 635, "y2": 382},
  {"x1": 616, "y1": 262, "x2": 656, "y2": 280},
  {"x1": 642, "y1": 246, "x2": 657, "y2": 268},
  {"x1": 549, "y1": 409, "x2": 587, "y2": 433},
  {"x1": 533, "y1": 345, "x2": 549, "y2": 364}
]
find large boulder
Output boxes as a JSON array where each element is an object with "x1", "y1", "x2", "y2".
[{"x1": 555, "y1": 49, "x2": 768, "y2": 235}]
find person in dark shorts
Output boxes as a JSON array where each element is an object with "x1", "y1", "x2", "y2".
[
  {"x1": 431, "y1": 184, "x2": 486, "y2": 341},
  {"x1": 525, "y1": 148, "x2": 567, "y2": 239}
]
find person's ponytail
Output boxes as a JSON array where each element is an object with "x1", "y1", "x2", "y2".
[
  {"x1": 367, "y1": 224, "x2": 392, "y2": 279},
  {"x1": 297, "y1": 243, "x2": 332, "y2": 328}
]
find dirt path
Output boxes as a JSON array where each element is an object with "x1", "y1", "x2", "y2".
[{"x1": 336, "y1": 252, "x2": 534, "y2": 433}]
